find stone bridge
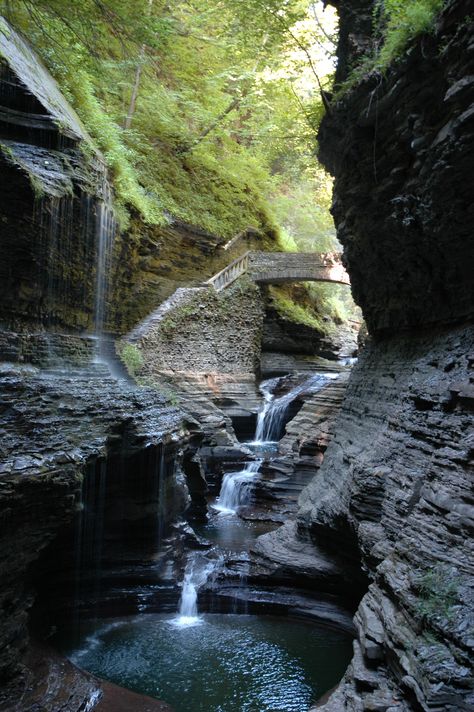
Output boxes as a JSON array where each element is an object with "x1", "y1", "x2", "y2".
[
  {"x1": 208, "y1": 251, "x2": 350, "y2": 291},
  {"x1": 126, "y1": 250, "x2": 349, "y2": 346},
  {"x1": 123, "y1": 249, "x2": 351, "y2": 398}
]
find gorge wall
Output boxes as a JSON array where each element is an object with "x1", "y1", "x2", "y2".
[
  {"x1": 289, "y1": 1, "x2": 474, "y2": 709},
  {"x1": 0, "y1": 19, "x2": 269, "y2": 337}
]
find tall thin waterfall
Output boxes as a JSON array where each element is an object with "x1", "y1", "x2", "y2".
[
  {"x1": 93, "y1": 174, "x2": 116, "y2": 354},
  {"x1": 74, "y1": 458, "x2": 108, "y2": 630}
]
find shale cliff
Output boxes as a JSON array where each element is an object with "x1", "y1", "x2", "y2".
[{"x1": 294, "y1": 0, "x2": 474, "y2": 709}]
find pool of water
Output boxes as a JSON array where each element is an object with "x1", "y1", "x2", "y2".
[
  {"x1": 194, "y1": 513, "x2": 275, "y2": 552},
  {"x1": 66, "y1": 613, "x2": 352, "y2": 712}
]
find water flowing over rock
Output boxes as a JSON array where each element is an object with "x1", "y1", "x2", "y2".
[{"x1": 174, "y1": 552, "x2": 222, "y2": 626}]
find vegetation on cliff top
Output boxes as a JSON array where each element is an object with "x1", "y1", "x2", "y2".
[
  {"x1": 339, "y1": 0, "x2": 445, "y2": 93},
  {"x1": 377, "y1": 0, "x2": 445, "y2": 66},
  {"x1": 0, "y1": 0, "x2": 338, "y2": 249}
]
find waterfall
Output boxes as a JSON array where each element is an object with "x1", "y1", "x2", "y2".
[
  {"x1": 214, "y1": 372, "x2": 338, "y2": 515},
  {"x1": 178, "y1": 567, "x2": 199, "y2": 622},
  {"x1": 156, "y1": 445, "x2": 167, "y2": 549},
  {"x1": 254, "y1": 373, "x2": 337, "y2": 443},
  {"x1": 94, "y1": 185, "x2": 116, "y2": 342},
  {"x1": 92, "y1": 169, "x2": 121, "y2": 376},
  {"x1": 213, "y1": 459, "x2": 262, "y2": 515},
  {"x1": 254, "y1": 376, "x2": 281, "y2": 443},
  {"x1": 173, "y1": 552, "x2": 221, "y2": 627},
  {"x1": 74, "y1": 458, "x2": 108, "y2": 631}
]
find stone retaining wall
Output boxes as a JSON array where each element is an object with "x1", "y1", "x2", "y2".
[{"x1": 131, "y1": 278, "x2": 264, "y2": 377}]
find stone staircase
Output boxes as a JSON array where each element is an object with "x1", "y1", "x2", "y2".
[
  {"x1": 127, "y1": 286, "x2": 207, "y2": 344},
  {"x1": 125, "y1": 250, "x2": 349, "y2": 346}
]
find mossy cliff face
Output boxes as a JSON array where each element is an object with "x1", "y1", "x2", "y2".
[
  {"x1": 292, "y1": 2, "x2": 474, "y2": 710},
  {"x1": 0, "y1": 19, "x2": 273, "y2": 337}
]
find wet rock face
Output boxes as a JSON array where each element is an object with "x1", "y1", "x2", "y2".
[
  {"x1": 0, "y1": 362, "x2": 189, "y2": 683},
  {"x1": 319, "y1": 1, "x2": 474, "y2": 333},
  {"x1": 302, "y1": 325, "x2": 474, "y2": 711},
  {"x1": 300, "y1": 1, "x2": 474, "y2": 709}
]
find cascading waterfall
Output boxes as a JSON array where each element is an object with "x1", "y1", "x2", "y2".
[
  {"x1": 253, "y1": 376, "x2": 281, "y2": 443},
  {"x1": 173, "y1": 552, "x2": 221, "y2": 627},
  {"x1": 255, "y1": 373, "x2": 336, "y2": 443},
  {"x1": 213, "y1": 459, "x2": 262, "y2": 515},
  {"x1": 214, "y1": 372, "x2": 338, "y2": 515}
]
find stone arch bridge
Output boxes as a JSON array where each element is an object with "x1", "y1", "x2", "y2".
[
  {"x1": 122, "y1": 249, "x2": 353, "y2": 413},
  {"x1": 209, "y1": 251, "x2": 350, "y2": 291},
  {"x1": 126, "y1": 250, "x2": 350, "y2": 344}
]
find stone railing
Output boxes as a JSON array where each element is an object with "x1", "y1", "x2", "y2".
[
  {"x1": 207, "y1": 250, "x2": 350, "y2": 291},
  {"x1": 207, "y1": 251, "x2": 250, "y2": 291},
  {"x1": 247, "y1": 251, "x2": 350, "y2": 286}
]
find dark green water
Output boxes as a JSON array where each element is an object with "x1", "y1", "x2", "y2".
[{"x1": 67, "y1": 613, "x2": 352, "y2": 712}]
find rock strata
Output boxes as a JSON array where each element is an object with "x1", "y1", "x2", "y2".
[
  {"x1": 303, "y1": 325, "x2": 474, "y2": 711},
  {"x1": 0, "y1": 361, "x2": 191, "y2": 696},
  {"x1": 300, "y1": 2, "x2": 474, "y2": 707}
]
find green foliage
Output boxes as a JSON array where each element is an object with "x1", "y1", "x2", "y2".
[
  {"x1": 269, "y1": 285, "x2": 326, "y2": 332},
  {"x1": 2, "y1": 1, "x2": 359, "y2": 326},
  {"x1": 337, "y1": 0, "x2": 444, "y2": 95},
  {"x1": 119, "y1": 342, "x2": 144, "y2": 377},
  {"x1": 416, "y1": 564, "x2": 459, "y2": 621},
  {"x1": 269, "y1": 280, "x2": 359, "y2": 335},
  {"x1": 276, "y1": 229, "x2": 300, "y2": 253},
  {"x1": 1, "y1": 0, "x2": 339, "y2": 242},
  {"x1": 376, "y1": 0, "x2": 444, "y2": 66}
]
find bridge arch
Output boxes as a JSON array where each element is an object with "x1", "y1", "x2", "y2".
[{"x1": 207, "y1": 251, "x2": 350, "y2": 291}]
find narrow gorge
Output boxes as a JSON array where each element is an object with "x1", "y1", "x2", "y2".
[{"x1": 0, "y1": 1, "x2": 472, "y2": 711}]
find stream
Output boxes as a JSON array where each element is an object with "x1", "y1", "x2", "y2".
[{"x1": 60, "y1": 372, "x2": 353, "y2": 712}]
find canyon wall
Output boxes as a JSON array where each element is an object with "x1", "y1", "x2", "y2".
[
  {"x1": 0, "y1": 19, "x2": 267, "y2": 336},
  {"x1": 127, "y1": 278, "x2": 264, "y2": 379},
  {"x1": 297, "y1": 1, "x2": 474, "y2": 709}
]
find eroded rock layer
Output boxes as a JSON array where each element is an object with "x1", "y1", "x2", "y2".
[
  {"x1": 302, "y1": 325, "x2": 473, "y2": 711},
  {"x1": 296, "y1": 1, "x2": 474, "y2": 709},
  {"x1": 320, "y1": 0, "x2": 474, "y2": 333},
  {"x1": 0, "y1": 362, "x2": 192, "y2": 703}
]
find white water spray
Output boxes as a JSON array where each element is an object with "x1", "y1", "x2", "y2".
[
  {"x1": 214, "y1": 372, "x2": 338, "y2": 515},
  {"x1": 173, "y1": 553, "x2": 220, "y2": 627}
]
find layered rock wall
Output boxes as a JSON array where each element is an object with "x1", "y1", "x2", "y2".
[
  {"x1": 0, "y1": 362, "x2": 190, "y2": 689},
  {"x1": 302, "y1": 325, "x2": 473, "y2": 711},
  {"x1": 287, "y1": 1, "x2": 474, "y2": 709},
  {"x1": 319, "y1": 0, "x2": 474, "y2": 334}
]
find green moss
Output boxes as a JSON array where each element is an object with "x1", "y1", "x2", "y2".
[
  {"x1": 416, "y1": 564, "x2": 459, "y2": 621},
  {"x1": 269, "y1": 286, "x2": 325, "y2": 332},
  {"x1": 336, "y1": 0, "x2": 445, "y2": 95},
  {"x1": 118, "y1": 342, "x2": 144, "y2": 377}
]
